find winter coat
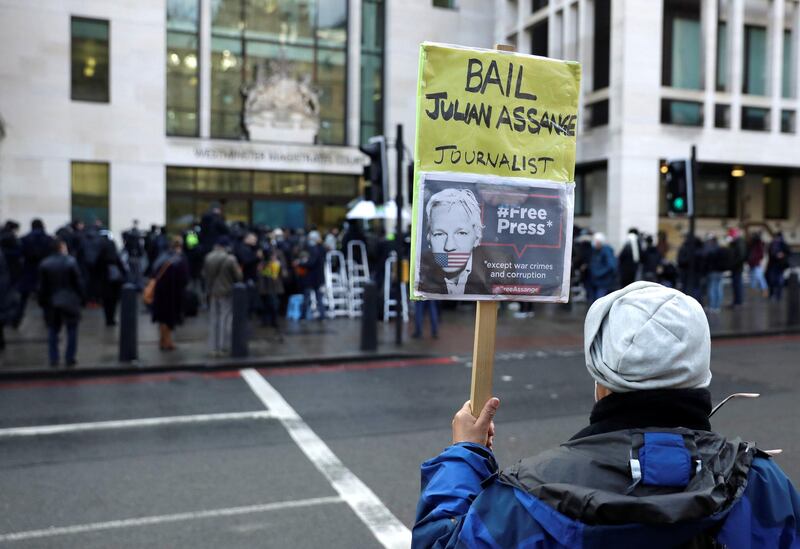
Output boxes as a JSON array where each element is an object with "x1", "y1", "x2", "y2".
[
  {"x1": 729, "y1": 236, "x2": 747, "y2": 273},
  {"x1": 297, "y1": 243, "x2": 325, "y2": 290},
  {"x1": 37, "y1": 253, "x2": 85, "y2": 326},
  {"x1": 748, "y1": 238, "x2": 765, "y2": 268},
  {"x1": 151, "y1": 252, "x2": 190, "y2": 329},
  {"x1": 617, "y1": 234, "x2": 641, "y2": 287},
  {"x1": 0, "y1": 250, "x2": 19, "y2": 324},
  {"x1": 203, "y1": 249, "x2": 242, "y2": 299},
  {"x1": 768, "y1": 238, "x2": 791, "y2": 271},
  {"x1": 589, "y1": 245, "x2": 617, "y2": 289},
  {"x1": 19, "y1": 229, "x2": 54, "y2": 293},
  {"x1": 413, "y1": 389, "x2": 800, "y2": 548}
]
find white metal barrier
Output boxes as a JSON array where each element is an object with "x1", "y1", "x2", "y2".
[
  {"x1": 347, "y1": 240, "x2": 370, "y2": 318},
  {"x1": 383, "y1": 252, "x2": 409, "y2": 323},
  {"x1": 324, "y1": 250, "x2": 350, "y2": 318}
]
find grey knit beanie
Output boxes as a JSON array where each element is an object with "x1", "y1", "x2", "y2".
[{"x1": 584, "y1": 281, "x2": 711, "y2": 393}]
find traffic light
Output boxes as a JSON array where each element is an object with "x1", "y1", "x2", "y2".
[
  {"x1": 665, "y1": 158, "x2": 693, "y2": 216},
  {"x1": 360, "y1": 136, "x2": 387, "y2": 204}
]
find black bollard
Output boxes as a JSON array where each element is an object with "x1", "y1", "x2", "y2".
[
  {"x1": 231, "y1": 282, "x2": 249, "y2": 358},
  {"x1": 119, "y1": 283, "x2": 138, "y2": 362},
  {"x1": 361, "y1": 282, "x2": 378, "y2": 351},
  {"x1": 787, "y1": 272, "x2": 800, "y2": 326}
]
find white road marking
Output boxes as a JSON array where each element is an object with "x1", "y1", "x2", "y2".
[
  {"x1": 0, "y1": 496, "x2": 342, "y2": 542},
  {"x1": 0, "y1": 411, "x2": 275, "y2": 438},
  {"x1": 240, "y1": 368, "x2": 412, "y2": 549}
]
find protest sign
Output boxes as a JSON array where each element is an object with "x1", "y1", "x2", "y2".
[
  {"x1": 410, "y1": 42, "x2": 580, "y2": 302},
  {"x1": 413, "y1": 172, "x2": 574, "y2": 302},
  {"x1": 410, "y1": 42, "x2": 580, "y2": 417}
]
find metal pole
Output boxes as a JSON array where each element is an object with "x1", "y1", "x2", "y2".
[
  {"x1": 395, "y1": 124, "x2": 404, "y2": 345},
  {"x1": 231, "y1": 282, "x2": 249, "y2": 358},
  {"x1": 788, "y1": 271, "x2": 800, "y2": 326},
  {"x1": 361, "y1": 281, "x2": 378, "y2": 351},
  {"x1": 119, "y1": 283, "x2": 138, "y2": 362}
]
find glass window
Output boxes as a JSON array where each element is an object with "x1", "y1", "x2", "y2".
[
  {"x1": 783, "y1": 30, "x2": 793, "y2": 99},
  {"x1": 695, "y1": 169, "x2": 734, "y2": 218},
  {"x1": 308, "y1": 174, "x2": 357, "y2": 196},
  {"x1": 246, "y1": 0, "x2": 315, "y2": 45},
  {"x1": 71, "y1": 162, "x2": 110, "y2": 226},
  {"x1": 166, "y1": 167, "x2": 196, "y2": 191},
  {"x1": 661, "y1": 99, "x2": 703, "y2": 126},
  {"x1": 764, "y1": 177, "x2": 788, "y2": 219},
  {"x1": 317, "y1": 49, "x2": 347, "y2": 145},
  {"x1": 167, "y1": 30, "x2": 199, "y2": 136},
  {"x1": 530, "y1": 20, "x2": 548, "y2": 57},
  {"x1": 532, "y1": 0, "x2": 548, "y2": 12},
  {"x1": 714, "y1": 104, "x2": 730, "y2": 128},
  {"x1": 743, "y1": 25, "x2": 767, "y2": 95},
  {"x1": 361, "y1": 0, "x2": 384, "y2": 144},
  {"x1": 197, "y1": 168, "x2": 252, "y2": 193},
  {"x1": 585, "y1": 99, "x2": 609, "y2": 128},
  {"x1": 593, "y1": 0, "x2": 611, "y2": 90},
  {"x1": 662, "y1": 1, "x2": 701, "y2": 89},
  {"x1": 781, "y1": 110, "x2": 795, "y2": 134},
  {"x1": 317, "y1": 0, "x2": 347, "y2": 47},
  {"x1": 71, "y1": 17, "x2": 109, "y2": 102},
  {"x1": 741, "y1": 106, "x2": 769, "y2": 131},
  {"x1": 433, "y1": 0, "x2": 456, "y2": 8},
  {"x1": 211, "y1": 38, "x2": 244, "y2": 138},
  {"x1": 716, "y1": 22, "x2": 727, "y2": 91},
  {"x1": 211, "y1": 0, "x2": 348, "y2": 144}
]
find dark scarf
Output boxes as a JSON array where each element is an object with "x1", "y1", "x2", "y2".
[{"x1": 570, "y1": 388, "x2": 712, "y2": 441}]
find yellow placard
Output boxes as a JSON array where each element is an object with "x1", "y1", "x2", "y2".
[{"x1": 415, "y1": 43, "x2": 581, "y2": 182}]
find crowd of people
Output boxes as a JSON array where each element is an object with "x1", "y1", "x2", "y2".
[
  {"x1": 0, "y1": 206, "x2": 403, "y2": 366},
  {"x1": 572, "y1": 225, "x2": 796, "y2": 311}
]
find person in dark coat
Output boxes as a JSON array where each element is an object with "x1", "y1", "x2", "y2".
[
  {"x1": 199, "y1": 205, "x2": 228, "y2": 255},
  {"x1": 587, "y1": 232, "x2": 617, "y2": 303},
  {"x1": 767, "y1": 232, "x2": 791, "y2": 301},
  {"x1": 80, "y1": 221, "x2": 104, "y2": 305},
  {"x1": 97, "y1": 234, "x2": 126, "y2": 326},
  {"x1": 38, "y1": 239, "x2": 85, "y2": 368},
  {"x1": 0, "y1": 221, "x2": 22, "y2": 294},
  {"x1": 0, "y1": 249, "x2": 20, "y2": 351},
  {"x1": 726, "y1": 228, "x2": 747, "y2": 307},
  {"x1": 640, "y1": 235, "x2": 662, "y2": 282},
  {"x1": 295, "y1": 231, "x2": 326, "y2": 320},
  {"x1": 151, "y1": 237, "x2": 190, "y2": 351},
  {"x1": 17, "y1": 219, "x2": 54, "y2": 327},
  {"x1": 617, "y1": 228, "x2": 641, "y2": 287}
]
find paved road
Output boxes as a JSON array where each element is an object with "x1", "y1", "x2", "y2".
[{"x1": 0, "y1": 336, "x2": 798, "y2": 547}]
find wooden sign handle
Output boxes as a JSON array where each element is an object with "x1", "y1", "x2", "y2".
[
  {"x1": 470, "y1": 301, "x2": 499, "y2": 417},
  {"x1": 467, "y1": 48, "x2": 514, "y2": 418}
]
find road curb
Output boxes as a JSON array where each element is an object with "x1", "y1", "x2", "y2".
[{"x1": 0, "y1": 352, "x2": 434, "y2": 381}]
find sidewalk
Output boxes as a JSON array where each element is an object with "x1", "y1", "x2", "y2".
[{"x1": 1, "y1": 288, "x2": 797, "y2": 376}]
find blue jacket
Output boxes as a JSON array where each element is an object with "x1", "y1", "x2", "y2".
[
  {"x1": 588, "y1": 244, "x2": 617, "y2": 288},
  {"x1": 413, "y1": 439, "x2": 800, "y2": 548}
]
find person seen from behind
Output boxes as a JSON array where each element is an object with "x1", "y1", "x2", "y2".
[
  {"x1": 151, "y1": 237, "x2": 190, "y2": 351},
  {"x1": 413, "y1": 282, "x2": 799, "y2": 548},
  {"x1": 203, "y1": 236, "x2": 242, "y2": 357},
  {"x1": 37, "y1": 238, "x2": 85, "y2": 368},
  {"x1": 587, "y1": 232, "x2": 616, "y2": 303}
]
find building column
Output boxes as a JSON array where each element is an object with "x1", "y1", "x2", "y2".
[
  {"x1": 577, "y1": 0, "x2": 593, "y2": 134},
  {"x1": 547, "y1": 1, "x2": 560, "y2": 59},
  {"x1": 702, "y1": 0, "x2": 718, "y2": 130},
  {"x1": 770, "y1": 0, "x2": 785, "y2": 133},
  {"x1": 729, "y1": 0, "x2": 744, "y2": 130},
  {"x1": 347, "y1": 0, "x2": 362, "y2": 147},
  {"x1": 199, "y1": 0, "x2": 211, "y2": 138}
]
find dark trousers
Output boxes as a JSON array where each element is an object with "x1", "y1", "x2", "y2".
[
  {"x1": 767, "y1": 267, "x2": 785, "y2": 300},
  {"x1": 731, "y1": 270, "x2": 743, "y2": 305},
  {"x1": 103, "y1": 285, "x2": 121, "y2": 325},
  {"x1": 47, "y1": 311, "x2": 78, "y2": 365},
  {"x1": 261, "y1": 293, "x2": 281, "y2": 329}
]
